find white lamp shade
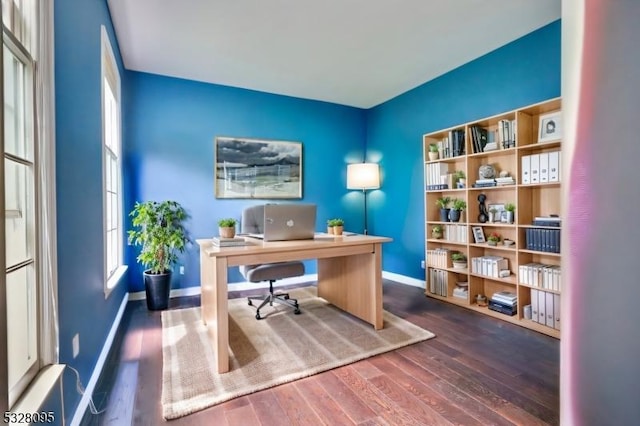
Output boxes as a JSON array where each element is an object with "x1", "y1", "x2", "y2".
[{"x1": 347, "y1": 163, "x2": 380, "y2": 190}]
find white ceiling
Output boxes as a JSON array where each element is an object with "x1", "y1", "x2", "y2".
[{"x1": 107, "y1": 0, "x2": 561, "y2": 109}]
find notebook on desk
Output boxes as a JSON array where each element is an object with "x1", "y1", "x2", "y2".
[{"x1": 249, "y1": 204, "x2": 317, "y2": 242}]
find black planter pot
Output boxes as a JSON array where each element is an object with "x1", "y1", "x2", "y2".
[
  {"x1": 439, "y1": 208, "x2": 451, "y2": 222},
  {"x1": 449, "y1": 209, "x2": 461, "y2": 222},
  {"x1": 144, "y1": 270, "x2": 172, "y2": 310}
]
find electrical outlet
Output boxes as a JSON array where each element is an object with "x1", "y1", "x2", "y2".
[
  {"x1": 179, "y1": 266, "x2": 185, "y2": 275},
  {"x1": 421, "y1": 260, "x2": 426, "y2": 269},
  {"x1": 72, "y1": 334, "x2": 80, "y2": 358}
]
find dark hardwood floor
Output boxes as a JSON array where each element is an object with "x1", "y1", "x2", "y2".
[{"x1": 81, "y1": 280, "x2": 559, "y2": 425}]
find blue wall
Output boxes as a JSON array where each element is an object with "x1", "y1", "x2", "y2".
[
  {"x1": 366, "y1": 20, "x2": 561, "y2": 280},
  {"x1": 54, "y1": 0, "x2": 128, "y2": 422},
  {"x1": 124, "y1": 73, "x2": 367, "y2": 290}
]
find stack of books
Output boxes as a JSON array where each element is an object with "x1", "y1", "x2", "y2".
[
  {"x1": 495, "y1": 176, "x2": 516, "y2": 186},
  {"x1": 489, "y1": 291, "x2": 517, "y2": 316},
  {"x1": 453, "y1": 281, "x2": 468, "y2": 300},
  {"x1": 212, "y1": 236, "x2": 248, "y2": 247},
  {"x1": 472, "y1": 178, "x2": 497, "y2": 188}
]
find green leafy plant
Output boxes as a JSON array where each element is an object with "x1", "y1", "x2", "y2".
[
  {"x1": 454, "y1": 170, "x2": 466, "y2": 180},
  {"x1": 452, "y1": 199, "x2": 467, "y2": 211},
  {"x1": 451, "y1": 252, "x2": 467, "y2": 262},
  {"x1": 432, "y1": 225, "x2": 443, "y2": 233},
  {"x1": 218, "y1": 218, "x2": 237, "y2": 228},
  {"x1": 429, "y1": 143, "x2": 439, "y2": 152},
  {"x1": 505, "y1": 203, "x2": 516, "y2": 212},
  {"x1": 435, "y1": 196, "x2": 451, "y2": 209},
  {"x1": 128, "y1": 201, "x2": 189, "y2": 275},
  {"x1": 487, "y1": 232, "x2": 502, "y2": 243},
  {"x1": 328, "y1": 218, "x2": 344, "y2": 226}
]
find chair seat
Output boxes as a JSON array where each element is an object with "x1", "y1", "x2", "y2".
[{"x1": 241, "y1": 261, "x2": 305, "y2": 283}]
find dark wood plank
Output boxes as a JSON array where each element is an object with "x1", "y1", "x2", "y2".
[{"x1": 79, "y1": 280, "x2": 560, "y2": 426}]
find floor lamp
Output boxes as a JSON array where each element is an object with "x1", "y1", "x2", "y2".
[{"x1": 347, "y1": 163, "x2": 380, "y2": 235}]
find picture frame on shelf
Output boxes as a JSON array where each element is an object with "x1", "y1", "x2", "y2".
[
  {"x1": 538, "y1": 111, "x2": 562, "y2": 143},
  {"x1": 472, "y1": 226, "x2": 485, "y2": 243},
  {"x1": 500, "y1": 211, "x2": 511, "y2": 223}
]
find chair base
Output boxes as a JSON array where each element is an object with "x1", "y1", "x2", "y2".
[{"x1": 247, "y1": 281, "x2": 300, "y2": 320}]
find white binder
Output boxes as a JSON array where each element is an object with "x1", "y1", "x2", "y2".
[
  {"x1": 522, "y1": 155, "x2": 531, "y2": 184},
  {"x1": 530, "y1": 154, "x2": 540, "y2": 184},
  {"x1": 539, "y1": 152, "x2": 549, "y2": 183}
]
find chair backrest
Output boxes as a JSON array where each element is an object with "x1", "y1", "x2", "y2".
[{"x1": 242, "y1": 204, "x2": 265, "y2": 234}]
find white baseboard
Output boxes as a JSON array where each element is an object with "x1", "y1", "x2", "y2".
[
  {"x1": 382, "y1": 271, "x2": 426, "y2": 289},
  {"x1": 70, "y1": 293, "x2": 129, "y2": 426}
]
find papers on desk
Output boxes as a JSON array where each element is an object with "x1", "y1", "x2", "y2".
[
  {"x1": 314, "y1": 232, "x2": 358, "y2": 240},
  {"x1": 212, "y1": 237, "x2": 249, "y2": 247}
]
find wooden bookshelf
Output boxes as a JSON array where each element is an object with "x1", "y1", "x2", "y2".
[{"x1": 423, "y1": 98, "x2": 562, "y2": 339}]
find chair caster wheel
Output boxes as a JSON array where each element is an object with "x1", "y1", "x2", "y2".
[
  {"x1": 283, "y1": 295, "x2": 290, "y2": 300},
  {"x1": 255, "y1": 313, "x2": 262, "y2": 320},
  {"x1": 294, "y1": 309, "x2": 301, "y2": 315}
]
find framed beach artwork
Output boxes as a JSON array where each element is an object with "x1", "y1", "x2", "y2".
[{"x1": 214, "y1": 137, "x2": 303, "y2": 199}]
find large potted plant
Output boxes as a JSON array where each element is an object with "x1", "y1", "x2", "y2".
[{"x1": 128, "y1": 200, "x2": 189, "y2": 310}]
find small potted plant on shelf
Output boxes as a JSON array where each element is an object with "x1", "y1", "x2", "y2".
[
  {"x1": 487, "y1": 231, "x2": 501, "y2": 246},
  {"x1": 451, "y1": 252, "x2": 467, "y2": 269},
  {"x1": 504, "y1": 203, "x2": 516, "y2": 224},
  {"x1": 432, "y1": 224, "x2": 443, "y2": 239},
  {"x1": 428, "y1": 143, "x2": 439, "y2": 161},
  {"x1": 218, "y1": 218, "x2": 238, "y2": 238},
  {"x1": 455, "y1": 170, "x2": 466, "y2": 189},
  {"x1": 435, "y1": 196, "x2": 451, "y2": 222},
  {"x1": 449, "y1": 199, "x2": 467, "y2": 222}
]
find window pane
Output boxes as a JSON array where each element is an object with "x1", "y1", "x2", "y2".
[
  {"x1": 4, "y1": 45, "x2": 28, "y2": 159},
  {"x1": 6, "y1": 264, "x2": 37, "y2": 393},
  {"x1": 5, "y1": 159, "x2": 34, "y2": 268}
]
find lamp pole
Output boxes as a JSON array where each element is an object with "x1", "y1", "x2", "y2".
[{"x1": 363, "y1": 189, "x2": 369, "y2": 235}]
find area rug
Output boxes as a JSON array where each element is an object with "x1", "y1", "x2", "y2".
[{"x1": 161, "y1": 286, "x2": 435, "y2": 419}]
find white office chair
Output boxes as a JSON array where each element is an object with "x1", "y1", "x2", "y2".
[{"x1": 241, "y1": 205, "x2": 304, "y2": 320}]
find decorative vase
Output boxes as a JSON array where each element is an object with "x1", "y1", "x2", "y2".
[
  {"x1": 488, "y1": 240, "x2": 497, "y2": 246},
  {"x1": 334, "y1": 225, "x2": 344, "y2": 236},
  {"x1": 428, "y1": 151, "x2": 439, "y2": 161},
  {"x1": 439, "y1": 208, "x2": 450, "y2": 222},
  {"x1": 449, "y1": 209, "x2": 461, "y2": 222},
  {"x1": 327, "y1": 226, "x2": 334, "y2": 234},
  {"x1": 505, "y1": 211, "x2": 514, "y2": 224},
  {"x1": 219, "y1": 226, "x2": 236, "y2": 238},
  {"x1": 144, "y1": 270, "x2": 172, "y2": 311},
  {"x1": 453, "y1": 261, "x2": 466, "y2": 269},
  {"x1": 432, "y1": 230, "x2": 442, "y2": 239}
]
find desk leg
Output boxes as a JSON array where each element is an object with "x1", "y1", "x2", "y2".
[
  {"x1": 200, "y1": 252, "x2": 229, "y2": 373},
  {"x1": 317, "y1": 243, "x2": 383, "y2": 329}
]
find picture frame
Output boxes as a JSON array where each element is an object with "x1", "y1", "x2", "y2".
[
  {"x1": 538, "y1": 111, "x2": 562, "y2": 143},
  {"x1": 472, "y1": 226, "x2": 485, "y2": 243},
  {"x1": 214, "y1": 137, "x2": 302, "y2": 199}
]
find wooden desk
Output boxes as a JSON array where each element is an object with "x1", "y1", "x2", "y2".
[{"x1": 196, "y1": 235, "x2": 392, "y2": 373}]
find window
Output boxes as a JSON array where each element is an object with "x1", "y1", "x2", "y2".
[
  {"x1": 3, "y1": 13, "x2": 37, "y2": 408},
  {"x1": 101, "y1": 26, "x2": 125, "y2": 295},
  {"x1": 2, "y1": 1, "x2": 59, "y2": 412}
]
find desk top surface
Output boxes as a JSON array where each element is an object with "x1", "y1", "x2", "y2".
[{"x1": 197, "y1": 234, "x2": 392, "y2": 258}]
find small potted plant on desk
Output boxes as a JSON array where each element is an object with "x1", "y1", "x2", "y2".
[
  {"x1": 449, "y1": 199, "x2": 467, "y2": 223},
  {"x1": 128, "y1": 200, "x2": 189, "y2": 310},
  {"x1": 487, "y1": 232, "x2": 502, "y2": 246},
  {"x1": 451, "y1": 252, "x2": 467, "y2": 269},
  {"x1": 327, "y1": 218, "x2": 344, "y2": 235},
  {"x1": 218, "y1": 218, "x2": 238, "y2": 238}
]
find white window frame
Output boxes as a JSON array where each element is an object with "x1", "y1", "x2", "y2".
[{"x1": 101, "y1": 25, "x2": 126, "y2": 297}]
